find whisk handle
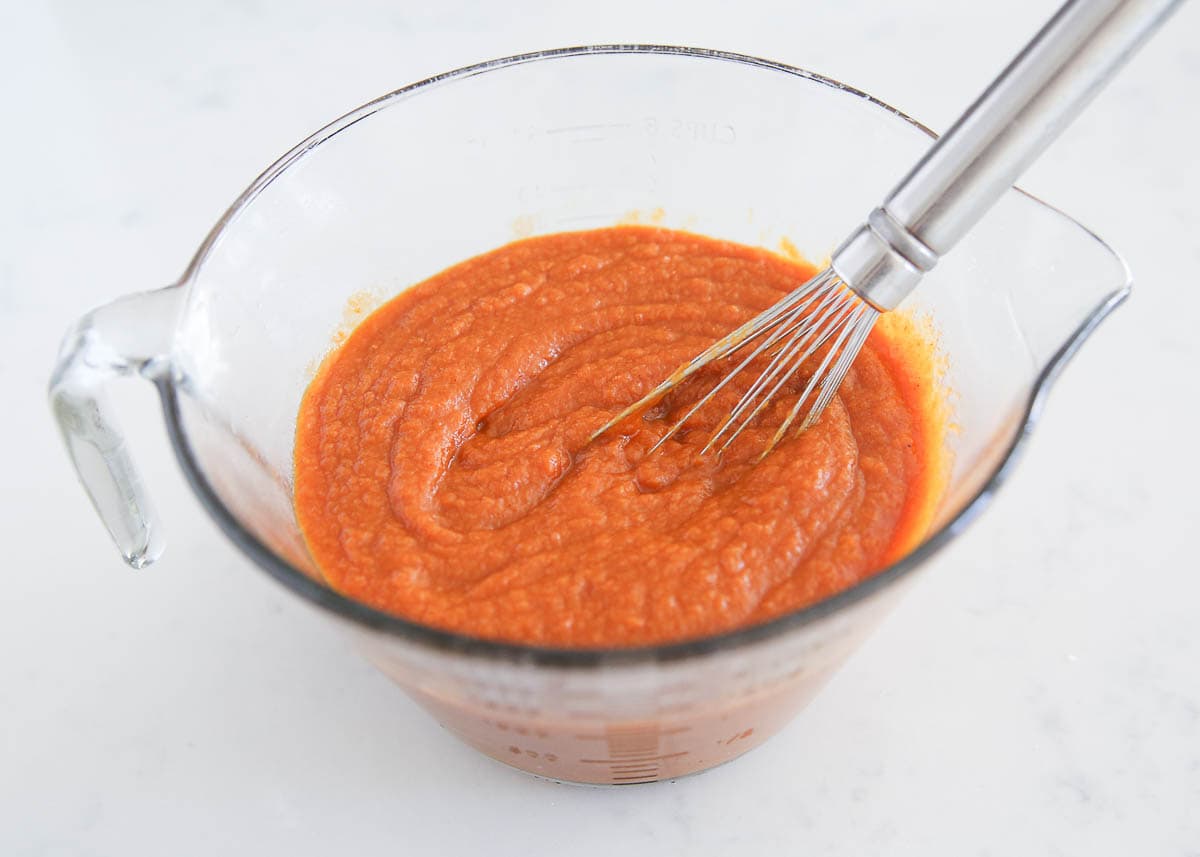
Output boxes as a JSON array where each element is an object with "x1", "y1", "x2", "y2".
[{"x1": 833, "y1": 0, "x2": 1182, "y2": 310}]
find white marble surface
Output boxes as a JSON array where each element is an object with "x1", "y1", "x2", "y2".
[{"x1": 4, "y1": 1, "x2": 1199, "y2": 853}]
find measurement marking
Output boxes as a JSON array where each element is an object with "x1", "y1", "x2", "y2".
[
  {"x1": 608, "y1": 724, "x2": 689, "y2": 734},
  {"x1": 655, "y1": 703, "x2": 698, "y2": 714},
  {"x1": 579, "y1": 751, "x2": 688, "y2": 764},
  {"x1": 543, "y1": 122, "x2": 632, "y2": 135},
  {"x1": 612, "y1": 775, "x2": 659, "y2": 782},
  {"x1": 553, "y1": 213, "x2": 629, "y2": 225},
  {"x1": 575, "y1": 726, "x2": 691, "y2": 740}
]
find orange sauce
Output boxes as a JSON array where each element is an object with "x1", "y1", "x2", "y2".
[{"x1": 294, "y1": 226, "x2": 946, "y2": 647}]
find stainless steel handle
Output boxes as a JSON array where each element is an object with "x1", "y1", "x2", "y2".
[{"x1": 833, "y1": 0, "x2": 1183, "y2": 310}]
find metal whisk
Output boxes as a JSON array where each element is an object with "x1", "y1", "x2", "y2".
[{"x1": 598, "y1": 0, "x2": 1179, "y2": 458}]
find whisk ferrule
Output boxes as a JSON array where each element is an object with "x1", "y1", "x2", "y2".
[{"x1": 830, "y1": 207, "x2": 936, "y2": 312}]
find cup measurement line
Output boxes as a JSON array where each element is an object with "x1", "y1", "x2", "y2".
[
  {"x1": 579, "y1": 751, "x2": 689, "y2": 764},
  {"x1": 542, "y1": 122, "x2": 634, "y2": 135}
]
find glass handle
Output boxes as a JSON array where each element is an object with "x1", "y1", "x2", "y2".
[{"x1": 48, "y1": 285, "x2": 185, "y2": 568}]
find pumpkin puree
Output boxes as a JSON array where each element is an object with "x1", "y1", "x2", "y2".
[{"x1": 294, "y1": 226, "x2": 946, "y2": 647}]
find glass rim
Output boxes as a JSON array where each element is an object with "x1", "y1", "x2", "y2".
[{"x1": 159, "y1": 44, "x2": 1132, "y2": 669}]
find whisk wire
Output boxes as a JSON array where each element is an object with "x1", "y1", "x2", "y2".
[
  {"x1": 593, "y1": 267, "x2": 878, "y2": 458},
  {"x1": 800, "y1": 304, "x2": 877, "y2": 433},
  {"x1": 704, "y1": 287, "x2": 856, "y2": 454},
  {"x1": 648, "y1": 273, "x2": 840, "y2": 454},
  {"x1": 605, "y1": 269, "x2": 835, "y2": 445},
  {"x1": 761, "y1": 300, "x2": 878, "y2": 457}
]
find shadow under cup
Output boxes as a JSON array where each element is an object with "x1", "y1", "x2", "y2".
[{"x1": 71, "y1": 48, "x2": 1132, "y2": 784}]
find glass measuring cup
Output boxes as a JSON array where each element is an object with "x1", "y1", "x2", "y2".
[{"x1": 50, "y1": 46, "x2": 1130, "y2": 784}]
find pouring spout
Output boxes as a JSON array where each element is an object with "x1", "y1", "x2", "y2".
[
  {"x1": 999, "y1": 193, "x2": 1132, "y2": 371},
  {"x1": 911, "y1": 186, "x2": 1132, "y2": 377},
  {"x1": 894, "y1": 187, "x2": 1131, "y2": 530}
]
